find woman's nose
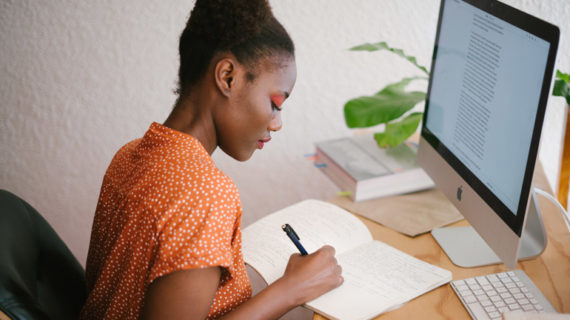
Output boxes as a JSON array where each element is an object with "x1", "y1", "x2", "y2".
[{"x1": 269, "y1": 112, "x2": 282, "y2": 131}]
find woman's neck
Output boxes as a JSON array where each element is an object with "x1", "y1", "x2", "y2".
[{"x1": 163, "y1": 90, "x2": 218, "y2": 156}]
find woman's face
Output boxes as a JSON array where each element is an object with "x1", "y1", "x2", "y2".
[{"x1": 217, "y1": 56, "x2": 297, "y2": 161}]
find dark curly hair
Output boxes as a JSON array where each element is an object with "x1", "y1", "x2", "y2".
[{"x1": 177, "y1": 0, "x2": 295, "y2": 95}]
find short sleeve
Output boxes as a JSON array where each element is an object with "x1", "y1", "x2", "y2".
[{"x1": 148, "y1": 187, "x2": 239, "y2": 284}]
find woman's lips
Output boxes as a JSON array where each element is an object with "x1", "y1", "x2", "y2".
[{"x1": 257, "y1": 137, "x2": 271, "y2": 149}]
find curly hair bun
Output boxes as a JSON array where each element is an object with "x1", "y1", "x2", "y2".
[
  {"x1": 188, "y1": 0, "x2": 273, "y2": 49},
  {"x1": 177, "y1": 0, "x2": 293, "y2": 94}
]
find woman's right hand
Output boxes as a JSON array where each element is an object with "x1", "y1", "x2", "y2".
[
  {"x1": 280, "y1": 245, "x2": 344, "y2": 306},
  {"x1": 219, "y1": 245, "x2": 343, "y2": 320}
]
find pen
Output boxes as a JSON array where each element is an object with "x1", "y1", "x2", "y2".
[{"x1": 282, "y1": 223, "x2": 308, "y2": 255}]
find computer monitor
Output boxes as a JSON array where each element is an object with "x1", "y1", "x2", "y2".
[{"x1": 417, "y1": 0, "x2": 559, "y2": 269}]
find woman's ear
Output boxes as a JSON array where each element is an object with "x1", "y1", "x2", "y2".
[{"x1": 214, "y1": 58, "x2": 237, "y2": 97}]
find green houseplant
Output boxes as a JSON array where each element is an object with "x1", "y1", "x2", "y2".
[
  {"x1": 344, "y1": 41, "x2": 570, "y2": 149},
  {"x1": 343, "y1": 42, "x2": 430, "y2": 148}
]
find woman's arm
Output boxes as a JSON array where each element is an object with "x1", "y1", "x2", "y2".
[
  {"x1": 142, "y1": 245, "x2": 343, "y2": 320},
  {"x1": 142, "y1": 266, "x2": 221, "y2": 320},
  {"x1": 222, "y1": 245, "x2": 343, "y2": 320}
]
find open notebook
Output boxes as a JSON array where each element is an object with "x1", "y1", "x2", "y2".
[{"x1": 242, "y1": 199, "x2": 452, "y2": 320}]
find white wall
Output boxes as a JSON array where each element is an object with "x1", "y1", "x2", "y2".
[{"x1": 1, "y1": 0, "x2": 568, "y2": 268}]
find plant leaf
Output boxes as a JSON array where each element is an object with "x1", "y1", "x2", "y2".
[
  {"x1": 350, "y1": 41, "x2": 429, "y2": 75},
  {"x1": 374, "y1": 112, "x2": 423, "y2": 148},
  {"x1": 553, "y1": 79, "x2": 570, "y2": 105},
  {"x1": 553, "y1": 70, "x2": 570, "y2": 105},
  {"x1": 556, "y1": 69, "x2": 570, "y2": 83},
  {"x1": 344, "y1": 77, "x2": 426, "y2": 128},
  {"x1": 374, "y1": 76, "x2": 425, "y2": 95}
]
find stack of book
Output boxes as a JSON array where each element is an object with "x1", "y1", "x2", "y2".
[{"x1": 314, "y1": 134, "x2": 434, "y2": 202}]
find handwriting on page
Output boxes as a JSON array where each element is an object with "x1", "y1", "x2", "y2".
[
  {"x1": 242, "y1": 200, "x2": 372, "y2": 284},
  {"x1": 340, "y1": 242, "x2": 447, "y2": 296},
  {"x1": 308, "y1": 241, "x2": 451, "y2": 319}
]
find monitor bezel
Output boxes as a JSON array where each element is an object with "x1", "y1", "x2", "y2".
[{"x1": 421, "y1": 0, "x2": 560, "y2": 237}]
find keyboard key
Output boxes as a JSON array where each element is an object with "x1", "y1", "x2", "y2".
[
  {"x1": 525, "y1": 293, "x2": 534, "y2": 298},
  {"x1": 522, "y1": 304, "x2": 534, "y2": 311},
  {"x1": 513, "y1": 293, "x2": 525, "y2": 299},
  {"x1": 516, "y1": 281, "x2": 525, "y2": 287},
  {"x1": 521, "y1": 287, "x2": 529, "y2": 293},
  {"x1": 477, "y1": 276, "x2": 490, "y2": 285},
  {"x1": 487, "y1": 289, "x2": 498, "y2": 296},
  {"x1": 490, "y1": 296, "x2": 502, "y2": 302},
  {"x1": 468, "y1": 303, "x2": 491, "y2": 320},
  {"x1": 497, "y1": 287, "x2": 507, "y2": 293},
  {"x1": 457, "y1": 284, "x2": 469, "y2": 291},
  {"x1": 471, "y1": 284, "x2": 482, "y2": 290},
  {"x1": 482, "y1": 285, "x2": 493, "y2": 291},
  {"x1": 487, "y1": 274, "x2": 499, "y2": 282},
  {"x1": 505, "y1": 298, "x2": 516, "y2": 304},
  {"x1": 474, "y1": 289, "x2": 485, "y2": 296},
  {"x1": 489, "y1": 311, "x2": 501, "y2": 318},
  {"x1": 535, "y1": 305, "x2": 544, "y2": 311},
  {"x1": 484, "y1": 306, "x2": 497, "y2": 313},
  {"x1": 506, "y1": 283, "x2": 517, "y2": 289},
  {"x1": 464, "y1": 295, "x2": 477, "y2": 303},
  {"x1": 509, "y1": 287, "x2": 521, "y2": 294},
  {"x1": 530, "y1": 298, "x2": 539, "y2": 304},
  {"x1": 507, "y1": 271, "x2": 515, "y2": 276},
  {"x1": 481, "y1": 300, "x2": 493, "y2": 307},
  {"x1": 466, "y1": 278, "x2": 477, "y2": 285},
  {"x1": 493, "y1": 301, "x2": 505, "y2": 308},
  {"x1": 459, "y1": 289, "x2": 471, "y2": 297},
  {"x1": 509, "y1": 304, "x2": 521, "y2": 310},
  {"x1": 519, "y1": 298, "x2": 529, "y2": 305},
  {"x1": 498, "y1": 273, "x2": 508, "y2": 279},
  {"x1": 500, "y1": 293, "x2": 512, "y2": 299}
]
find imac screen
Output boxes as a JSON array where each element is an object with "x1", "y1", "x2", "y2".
[{"x1": 423, "y1": 0, "x2": 555, "y2": 235}]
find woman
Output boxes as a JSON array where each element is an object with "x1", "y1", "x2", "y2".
[{"x1": 81, "y1": 0, "x2": 343, "y2": 319}]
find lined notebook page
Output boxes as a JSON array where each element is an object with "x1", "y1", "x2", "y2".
[
  {"x1": 243, "y1": 200, "x2": 372, "y2": 284},
  {"x1": 306, "y1": 241, "x2": 451, "y2": 320},
  {"x1": 242, "y1": 199, "x2": 451, "y2": 320}
]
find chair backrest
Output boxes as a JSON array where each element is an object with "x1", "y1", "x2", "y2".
[{"x1": 0, "y1": 190, "x2": 86, "y2": 320}]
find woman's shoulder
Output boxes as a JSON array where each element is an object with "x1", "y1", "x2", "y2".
[
  {"x1": 188, "y1": 161, "x2": 239, "y2": 197},
  {"x1": 150, "y1": 144, "x2": 239, "y2": 197}
]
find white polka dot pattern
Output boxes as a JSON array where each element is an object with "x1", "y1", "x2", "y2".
[{"x1": 81, "y1": 122, "x2": 252, "y2": 319}]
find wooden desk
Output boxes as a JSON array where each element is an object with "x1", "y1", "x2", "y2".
[{"x1": 314, "y1": 164, "x2": 570, "y2": 319}]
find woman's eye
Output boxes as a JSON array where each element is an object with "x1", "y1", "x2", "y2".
[{"x1": 272, "y1": 102, "x2": 282, "y2": 111}]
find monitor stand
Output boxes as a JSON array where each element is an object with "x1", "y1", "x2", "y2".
[{"x1": 431, "y1": 190, "x2": 547, "y2": 268}]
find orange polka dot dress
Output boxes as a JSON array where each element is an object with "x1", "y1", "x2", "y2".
[{"x1": 81, "y1": 122, "x2": 252, "y2": 319}]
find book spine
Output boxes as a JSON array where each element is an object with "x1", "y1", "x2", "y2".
[
  {"x1": 354, "y1": 168, "x2": 434, "y2": 202},
  {"x1": 315, "y1": 147, "x2": 358, "y2": 200}
]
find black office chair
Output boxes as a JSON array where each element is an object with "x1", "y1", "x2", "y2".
[{"x1": 0, "y1": 190, "x2": 86, "y2": 320}]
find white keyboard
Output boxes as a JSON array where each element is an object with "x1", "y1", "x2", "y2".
[{"x1": 451, "y1": 270, "x2": 556, "y2": 320}]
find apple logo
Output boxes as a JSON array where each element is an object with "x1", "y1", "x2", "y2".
[{"x1": 457, "y1": 186, "x2": 463, "y2": 201}]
